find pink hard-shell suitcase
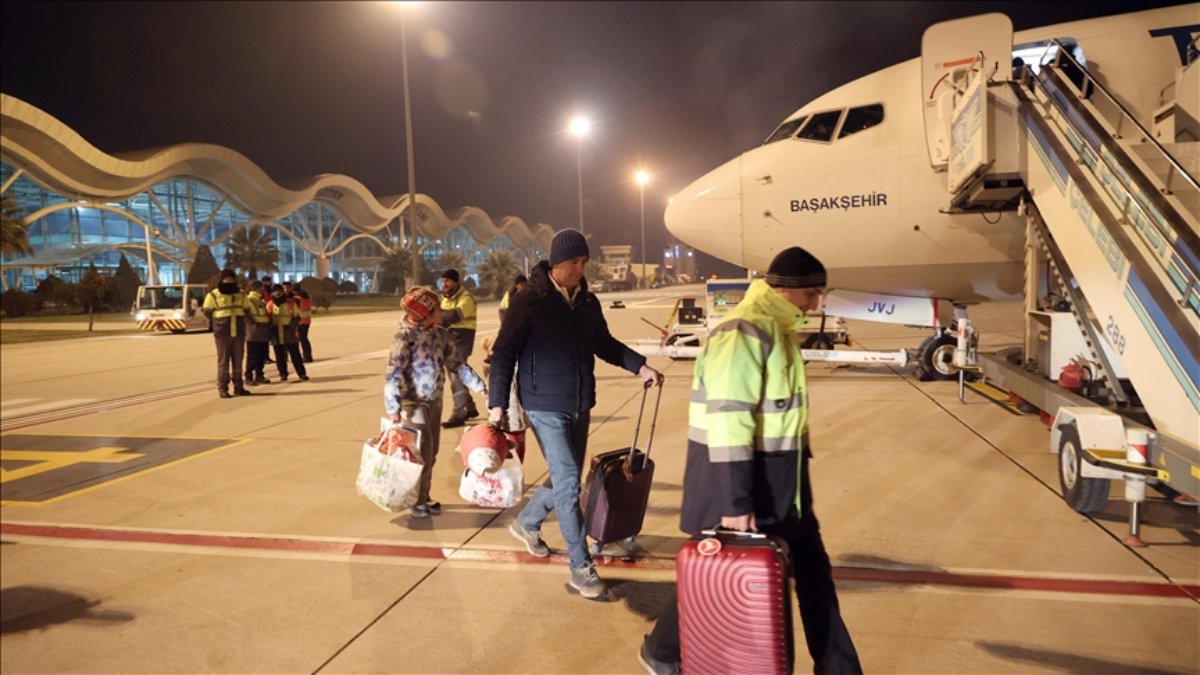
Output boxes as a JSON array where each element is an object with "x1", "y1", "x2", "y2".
[{"x1": 677, "y1": 529, "x2": 794, "y2": 674}]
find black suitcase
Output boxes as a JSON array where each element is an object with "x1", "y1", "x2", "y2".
[{"x1": 580, "y1": 384, "x2": 662, "y2": 550}]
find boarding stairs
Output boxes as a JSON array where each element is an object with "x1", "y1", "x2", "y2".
[{"x1": 925, "y1": 20, "x2": 1199, "y2": 503}]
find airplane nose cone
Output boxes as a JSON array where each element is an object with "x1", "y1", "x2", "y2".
[{"x1": 665, "y1": 156, "x2": 742, "y2": 265}]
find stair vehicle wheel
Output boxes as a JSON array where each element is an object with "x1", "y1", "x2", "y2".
[
  {"x1": 1057, "y1": 425, "x2": 1110, "y2": 513},
  {"x1": 170, "y1": 328, "x2": 186, "y2": 334},
  {"x1": 915, "y1": 333, "x2": 958, "y2": 381}
]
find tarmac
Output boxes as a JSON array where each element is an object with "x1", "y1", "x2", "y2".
[{"x1": 1, "y1": 285, "x2": 1197, "y2": 674}]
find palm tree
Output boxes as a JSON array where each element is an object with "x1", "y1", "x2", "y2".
[
  {"x1": 435, "y1": 249, "x2": 467, "y2": 283},
  {"x1": 1, "y1": 194, "x2": 33, "y2": 257},
  {"x1": 476, "y1": 250, "x2": 519, "y2": 299},
  {"x1": 378, "y1": 247, "x2": 420, "y2": 294},
  {"x1": 223, "y1": 226, "x2": 279, "y2": 280}
]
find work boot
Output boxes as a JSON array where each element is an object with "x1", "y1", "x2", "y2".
[
  {"x1": 637, "y1": 638, "x2": 681, "y2": 675},
  {"x1": 466, "y1": 405, "x2": 481, "y2": 419},
  {"x1": 234, "y1": 387, "x2": 252, "y2": 396},
  {"x1": 218, "y1": 389, "x2": 233, "y2": 399},
  {"x1": 257, "y1": 375, "x2": 271, "y2": 384},
  {"x1": 299, "y1": 375, "x2": 310, "y2": 381},
  {"x1": 244, "y1": 376, "x2": 258, "y2": 387},
  {"x1": 442, "y1": 415, "x2": 467, "y2": 429}
]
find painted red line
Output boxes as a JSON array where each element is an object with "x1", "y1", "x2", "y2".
[
  {"x1": 833, "y1": 566, "x2": 1200, "y2": 600},
  {"x1": 4, "y1": 522, "x2": 1197, "y2": 600}
]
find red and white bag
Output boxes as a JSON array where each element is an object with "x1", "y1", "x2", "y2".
[
  {"x1": 458, "y1": 454, "x2": 524, "y2": 508},
  {"x1": 356, "y1": 423, "x2": 424, "y2": 513}
]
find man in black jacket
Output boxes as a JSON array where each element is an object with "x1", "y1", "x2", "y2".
[{"x1": 488, "y1": 228, "x2": 663, "y2": 600}]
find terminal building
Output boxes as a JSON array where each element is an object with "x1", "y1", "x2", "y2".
[{"x1": 0, "y1": 94, "x2": 554, "y2": 291}]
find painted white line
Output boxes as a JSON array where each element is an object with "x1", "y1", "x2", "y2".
[
  {"x1": 1, "y1": 399, "x2": 39, "y2": 408},
  {"x1": 2, "y1": 399, "x2": 96, "y2": 417}
]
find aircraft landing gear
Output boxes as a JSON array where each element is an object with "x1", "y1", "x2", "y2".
[{"x1": 915, "y1": 331, "x2": 958, "y2": 381}]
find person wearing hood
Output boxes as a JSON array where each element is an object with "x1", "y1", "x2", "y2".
[
  {"x1": 202, "y1": 269, "x2": 252, "y2": 399},
  {"x1": 636, "y1": 247, "x2": 861, "y2": 675},
  {"x1": 487, "y1": 228, "x2": 663, "y2": 600},
  {"x1": 243, "y1": 280, "x2": 272, "y2": 386}
]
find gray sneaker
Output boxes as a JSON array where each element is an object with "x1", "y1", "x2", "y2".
[
  {"x1": 508, "y1": 521, "x2": 550, "y2": 557},
  {"x1": 637, "y1": 638, "x2": 681, "y2": 675},
  {"x1": 568, "y1": 563, "x2": 606, "y2": 599}
]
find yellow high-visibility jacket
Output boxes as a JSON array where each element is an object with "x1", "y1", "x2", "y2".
[
  {"x1": 203, "y1": 288, "x2": 248, "y2": 338},
  {"x1": 680, "y1": 280, "x2": 808, "y2": 532},
  {"x1": 440, "y1": 286, "x2": 477, "y2": 331}
]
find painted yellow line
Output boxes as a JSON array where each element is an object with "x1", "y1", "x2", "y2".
[{"x1": 0, "y1": 438, "x2": 253, "y2": 507}]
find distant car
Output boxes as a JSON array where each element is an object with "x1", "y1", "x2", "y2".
[{"x1": 589, "y1": 280, "x2": 608, "y2": 293}]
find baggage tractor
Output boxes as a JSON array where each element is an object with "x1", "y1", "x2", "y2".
[
  {"x1": 581, "y1": 384, "x2": 662, "y2": 550},
  {"x1": 677, "y1": 530, "x2": 794, "y2": 674}
]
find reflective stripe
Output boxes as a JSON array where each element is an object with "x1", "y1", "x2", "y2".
[
  {"x1": 759, "y1": 393, "x2": 803, "y2": 413},
  {"x1": 707, "y1": 398, "x2": 758, "y2": 413},
  {"x1": 707, "y1": 444, "x2": 755, "y2": 462},
  {"x1": 709, "y1": 318, "x2": 772, "y2": 348}
]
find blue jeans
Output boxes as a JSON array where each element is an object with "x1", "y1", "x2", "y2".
[{"x1": 518, "y1": 410, "x2": 592, "y2": 569}]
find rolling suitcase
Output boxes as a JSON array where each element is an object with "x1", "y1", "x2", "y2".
[
  {"x1": 677, "y1": 530, "x2": 794, "y2": 675},
  {"x1": 580, "y1": 383, "x2": 662, "y2": 550}
]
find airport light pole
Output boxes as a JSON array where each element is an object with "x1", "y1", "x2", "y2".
[
  {"x1": 569, "y1": 116, "x2": 591, "y2": 235},
  {"x1": 399, "y1": 3, "x2": 422, "y2": 290},
  {"x1": 635, "y1": 170, "x2": 650, "y2": 288},
  {"x1": 144, "y1": 227, "x2": 159, "y2": 285}
]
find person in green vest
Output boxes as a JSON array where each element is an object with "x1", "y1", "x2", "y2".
[
  {"x1": 637, "y1": 247, "x2": 861, "y2": 675},
  {"x1": 202, "y1": 269, "x2": 252, "y2": 399},
  {"x1": 438, "y1": 269, "x2": 479, "y2": 427},
  {"x1": 243, "y1": 280, "x2": 272, "y2": 385}
]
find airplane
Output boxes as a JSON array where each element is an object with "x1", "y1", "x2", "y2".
[{"x1": 663, "y1": 5, "x2": 1199, "y2": 380}]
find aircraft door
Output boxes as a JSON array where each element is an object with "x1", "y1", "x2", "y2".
[{"x1": 921, "y1": 13, "x2": 1013, "y2": 171}]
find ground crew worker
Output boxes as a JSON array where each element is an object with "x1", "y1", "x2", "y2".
[
  {"x1": 498, "y1": 274, "x2": 528, "y2": 323},
  {"x1": 243, "y1": 280, "x2": 272, "y2": 385},
  {"x1": 637, "y1": 247, "x2": 861, "y2": 675},
  {"x1": 294, "y1": 285, "x2": 314, "y2": 362},
  {"x1": 268, "y1": 284, "x2": 308, "y2": 382},
  {"x1": 438, "y1": 269, "x2": 478, "y2": 427},
  {"x1": 261, "y1": 275, "x2": 275, "y2": 364},
  {"x1": 202, "y1": 269, "x2": 251, "y2": 399}
]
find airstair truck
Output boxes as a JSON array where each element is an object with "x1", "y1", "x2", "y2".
[
  {"x1": 920, "y1": 14, "x2": 1199, "y2": 541},
  {"x1": 132, "y1": 284, "x2": 211, "y2": 333}
]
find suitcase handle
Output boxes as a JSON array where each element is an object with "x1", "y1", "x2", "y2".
[
  {"x1": 628, "y1": 382, "x2": 664, "y2": 465},
  {"x1": 700, "y1": 527, "x2": 767, "y2": 539}
]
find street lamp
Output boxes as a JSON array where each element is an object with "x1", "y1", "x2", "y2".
[
  {"x1": 399, "y1": 4, "x2": 422, "y2": 290},
  {"x1": 568, "y1": 116, "x2": 591, "y2": 235},
  {"x1": 635, "y1": 170, "x2": 650, "y2": 288}
]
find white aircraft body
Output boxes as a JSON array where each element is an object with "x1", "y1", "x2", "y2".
[{"x1": 664, "y1": 5, "x2": 1198, "y2": 308}]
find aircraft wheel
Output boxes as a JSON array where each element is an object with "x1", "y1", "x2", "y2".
[
  {"x1": 915, "y1": 333, "x2": 958, "y2": 381},
  {"x1": 1057, "y1": 425, "x2": 1110, "y2": 513},
  {"x1": 802, "y1": 333, "x2": 835, "y2": 351}
]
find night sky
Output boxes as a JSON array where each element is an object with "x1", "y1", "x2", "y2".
[{"x1": 1, "y1": 1, "x2": 1185, "y2": 274}]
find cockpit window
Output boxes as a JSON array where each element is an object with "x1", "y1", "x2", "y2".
[
  {"x1": 838, "y1": 104, "x2": 884, "y2": 139},
  {"x1": 764, "y1": 116, "x2": 808, "y2": 145},
  {"x1": 796, "y1": 110, "x2": 842, "y2": 142}
]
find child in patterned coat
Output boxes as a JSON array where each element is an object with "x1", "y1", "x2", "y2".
[{"x1": 384, "y1": 288, "x2": 487, "y2": 518}]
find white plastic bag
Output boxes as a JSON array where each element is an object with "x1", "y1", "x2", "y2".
[
  {"x1": 458, "y1": 454, "x2": 524, "y2": 509},
  {"x1": 356, "y1": 424, "x2": 424, "y2": 513}
]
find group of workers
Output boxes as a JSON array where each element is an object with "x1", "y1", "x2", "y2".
[
  {"x1": 381, "y1": 227, "x2": 862, "y2": 674},
  {"x1": 204, "y1": 269, "x2": 315, "y2": 399}
]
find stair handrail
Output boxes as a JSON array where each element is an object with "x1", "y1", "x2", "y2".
[{"x1": 1043, "y1": 38, "x2": 1198, "y2": 196}]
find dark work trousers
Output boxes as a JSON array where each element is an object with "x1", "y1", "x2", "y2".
[
  {"x1": 273, "y1": 341, "x2": 307, "y2": 380},
  {"x1": 401, "y1": 399, "x2": 441, "y2": 504},
  {"x1": 299, "y1": 323, "x2": 313, "y2": 362},
  {"x1": 645, "y1": 449, "x2": 862, "y2": 674},
  {"x1": 446, "y1": 328, "x2": 477, "y2": 418},
  {"x1": 214, "y1": 323, "x2": 245, "y2": 392},
  {"x1": 245, "y1": 341, "x2": 270, "y2": 381}
]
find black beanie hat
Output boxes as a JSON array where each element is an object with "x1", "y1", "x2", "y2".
[
  {"x1": 442, "y1": 269, "x2": 460, "y2": 283},
  {"x1": 549, "y1": 228, "x2": 589, "y2": 267},
  {"x1": 220, "y1": 268, "x2": 237, "y2": 279},
  {"x1": 514, "y1": 274, "x2": 528, "y2": 285},
  {"x1": 765, "y1": 247, "x2": 826, "y2": 288}
]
